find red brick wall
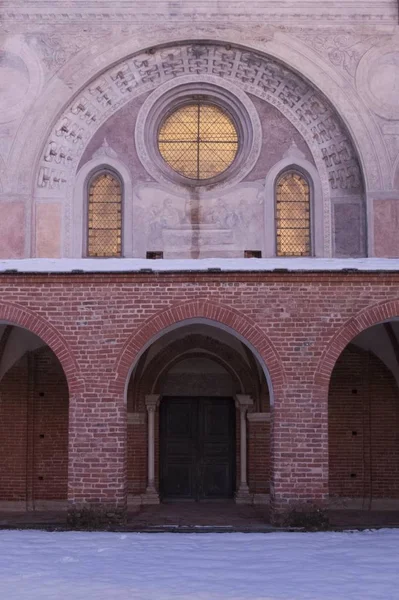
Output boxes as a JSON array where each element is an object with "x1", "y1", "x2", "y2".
[
  {"x1": 248, "y1": 421, "x2": 270, "y2": 494},
  {"x1": 33, "y1": 350, "x2": 69, "y2": 500},
  {"x1": 0, "y1": 348, "x2": 68, "y2": 502},
  {"x1": 0, "y1": 271, "x2": 398, "y2": 513},
  {"x1": 127, "y1": 424, "x2": 147, "y2": 495},
  {"x1": 329, "y1": 345, "x2": 399, "y2": 499},
  {"x1": 127, "y1": 377, "x2": 147, "y2": 495},
  {"x1": 0, "y1": 356, "x2": 28, "y2": 500}
]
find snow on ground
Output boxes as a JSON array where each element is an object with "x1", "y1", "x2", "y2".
[{"x1": 0, "y1": 530, "x2": 398, "y2": 600}]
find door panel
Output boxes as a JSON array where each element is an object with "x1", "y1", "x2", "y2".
[
  {"x1": 202, "y1": 463, "x2": 232, "y2": 499},
  {"x1": 201, "y1": 399, "x2": 235, "y2": 499},
  {"x1": 163, "y1": 464, "x2": 194, "y2": 498},
  {"x1": 160, "y1": 398, "x2": 197, "y2": 499},
  {"x1": 160, "y1": 397, "x2": 235, "y2": 501}
]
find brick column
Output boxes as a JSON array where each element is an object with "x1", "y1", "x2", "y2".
[
  {"x1": 67, "y1": 378, "x2": 127, "y2": 524},
  {"x1": 270, "y1": 383, "x2": 329, "y2": 522}
]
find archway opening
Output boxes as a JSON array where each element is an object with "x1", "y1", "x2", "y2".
[
  {"x1": 0, "y1": 323, "x2": 69, "y2": 512},
  {"x1": 125, "y1": 322, "x2": 271, "y2": 506},
  {"x1": 328, "y1": 320, "x2": 399, "y2": 511}
]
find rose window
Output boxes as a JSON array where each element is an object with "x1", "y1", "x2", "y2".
[{"x1": 157, "y1": 103, "x2": 239, "y2": 180}]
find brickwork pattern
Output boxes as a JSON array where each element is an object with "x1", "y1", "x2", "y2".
[
  {"x1": 329, "y1": 345, "x2": 399, "y2": 500},
  {"x1": 0, "y1": 356, "x2": 29, "y2": 500},
  {"x1": 248, "y1": 421, "x2": 270, "y2": 494},
  {"x1": 0, "y1": 272, "x2": 397, "y2": 515},
  {"x1": 0, "y1": 348, "x2": 68, "y2": 502}
]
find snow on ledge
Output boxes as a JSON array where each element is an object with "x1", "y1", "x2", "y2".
[{"x1": 0, "y1": 257, "x2": 399, "y2": 273}]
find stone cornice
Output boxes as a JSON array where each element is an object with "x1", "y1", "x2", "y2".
[{"x1": 1, "y1": 1, "x2": 397, "y2": 25}]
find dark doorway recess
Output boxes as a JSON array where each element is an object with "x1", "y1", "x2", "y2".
[{"x1": 160, "y1": 397, "x2": 236, "y2": 501}]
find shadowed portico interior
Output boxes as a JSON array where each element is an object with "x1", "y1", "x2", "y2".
[{"x1": 126, "y1": 322, "x2": 271, "y2": 507}]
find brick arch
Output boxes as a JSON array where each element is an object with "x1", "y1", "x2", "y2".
[
  {"x1": 0, "y1": 301, "x2": 79, "y2": 393},
  {"x1": 316, "y1": 298, "x2": 399, "y2": 389},
  {"x1": 114, "y1": 300, "x2": 285, "y2": 397}
]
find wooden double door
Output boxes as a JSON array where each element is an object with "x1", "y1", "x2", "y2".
[{"x1": 160, "y1": 397, "x2": 236, "y2": 501}]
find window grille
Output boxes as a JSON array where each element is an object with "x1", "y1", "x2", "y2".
[
  {"x1": 158, "y1": 103, "x2": 238, "y2": 180},
  {"x1": 276, "y1": 171, "x2": 311, "y2": 256},
  {"x1": 87, "y1": 172, "x2": 122, "y2": 257}
]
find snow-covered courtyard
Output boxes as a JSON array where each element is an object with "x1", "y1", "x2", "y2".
[{"x1": 0, "y1": 529, "x2": 398, "y2": 600}]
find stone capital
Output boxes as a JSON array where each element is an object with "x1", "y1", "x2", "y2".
[
  {"x1": 235, "y1": 394, "x2": 254, "y2": 412},
  {"x1": 145, "y1": 394, "x2": 161, "y2": 412}
]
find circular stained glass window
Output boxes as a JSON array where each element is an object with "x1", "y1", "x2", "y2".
[{"x1": 157, "y1": 103, "x2": 239, "y2": 180}]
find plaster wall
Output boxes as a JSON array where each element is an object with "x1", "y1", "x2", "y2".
[
  {"x1": 0, "y1": 1, "x2": 398, "y2": 259},
  {"x1": 79, "y1": 94, "x2": 320, "y2": 258}
]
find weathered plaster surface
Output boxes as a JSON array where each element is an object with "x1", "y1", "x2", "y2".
[
  {"x1": 78, "y1": 93, "x2": 151, "y2": 179},
  {"x1": 35, "y1": 203, "x2": 62, "y2": 258},
  {"x1": 374, "y1": 199, "x2": 399, "y2": 257},
  {"x1": 0, "y1": 1, "x2": 397, "y2": 259},
  {"x1": 333, "y1": 202, "x2": 364, "y2": 257},
  {"x1": 78, "y1": 92, "x2": 318, "y2": 258},
  {"x1": 0, "y1": 203, "x2": 25, "y2": 259}
]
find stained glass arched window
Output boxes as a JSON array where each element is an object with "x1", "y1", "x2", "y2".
[
  {"x1": 87, "y1": 172, "x2": 122, "y2": 257},
  {"x1": 276, "y1": 171, "x2": 311, "y2": 256}
]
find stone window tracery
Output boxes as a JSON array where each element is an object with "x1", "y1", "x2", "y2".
[
  {"x1": 135, "y1": 78, "x2": 261, "y2": 193},
  {"x1": 157, "y1": 103, "x2": 239, "y2": 180},
  {"x1": 275, "y1": 171, "x2": 311, "y2": 257},
  {"x1": 87, "y1": 171, "x2": 122, "y2": 257}
]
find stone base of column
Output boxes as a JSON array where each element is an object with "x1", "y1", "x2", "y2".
[
  {"x1": 142, "y1": 486, "x2": 160, "y2": 505},
  {"x1": 235, "y1": 485, "x2": 252, "y2": 504}
]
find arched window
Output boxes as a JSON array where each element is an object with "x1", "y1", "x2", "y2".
[
  {"x1": 87, "y1": 171, "x2": 122, "y2": 257},
  {"x1": 275, "y1": 171, "x2": 311, "y2": 256}
]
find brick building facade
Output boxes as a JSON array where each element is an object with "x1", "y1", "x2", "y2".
[
  {"x1": 0, "y1": 270, "x2": 398, "y2": 520},
  {"x1": 0, "y1": 1, "x2": 398, "y2": 522}
]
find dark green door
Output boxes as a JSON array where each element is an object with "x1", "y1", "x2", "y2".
[{"x1": 160, "y1": 397, "x2": 235, "y2": 501}]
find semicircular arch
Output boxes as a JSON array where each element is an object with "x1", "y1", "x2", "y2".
[
  {"x1": 0, "y1": 300, "x2": 79, "y2": 393},
  {"x1": 28, "y1": 39, "x2": 372, "y2": 257},
  {"x1": 10, "y1": 32, "x2": 388, "y2": 194},
  {"x1": 113, "y1": 300, "x2": 284, "y2": 404},
  {"x1": 316, "y1": 298, "x2": 399, "y2": 389}
]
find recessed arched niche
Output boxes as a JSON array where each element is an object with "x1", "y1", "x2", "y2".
[{"x1": 38, "y1": 42, "x2": 366, "y2": 259}]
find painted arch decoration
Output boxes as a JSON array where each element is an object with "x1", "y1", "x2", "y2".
[{"x1": 35, "y1": 42, "x2": 365, "y2": 257}]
